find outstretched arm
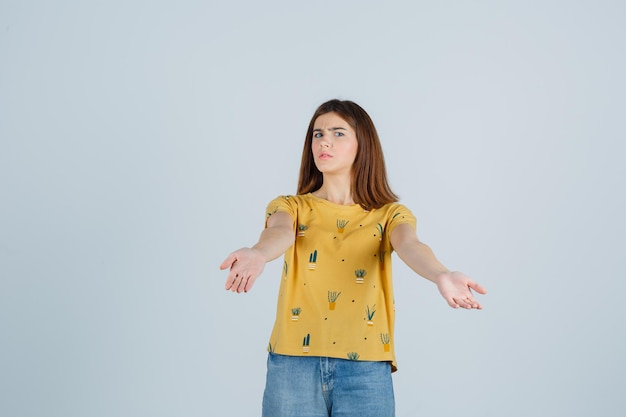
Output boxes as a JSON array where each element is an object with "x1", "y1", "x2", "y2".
[
  {"x1": 220, "y1": 211, "x2": 295, "y2": 293},
  {"x1": 390, "y1": 223, "x2": 486, "y2": 309}
]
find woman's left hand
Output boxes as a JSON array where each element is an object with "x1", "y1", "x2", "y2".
[{"x1": 436, "y1": 271, "x2": 486, "y2": 309}]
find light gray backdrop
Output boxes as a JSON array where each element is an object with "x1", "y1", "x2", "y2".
[{"x1": 1, "y1": 1, "x2": 624, "y2": 416}]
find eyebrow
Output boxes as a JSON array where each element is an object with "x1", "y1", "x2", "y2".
[{"x1": 312, "y1": 127, "x2": 348, "y2": 132}]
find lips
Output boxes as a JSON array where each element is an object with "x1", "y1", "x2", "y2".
[{"x1": 318, "y1": 152, "x2": 332, "y2": 160}]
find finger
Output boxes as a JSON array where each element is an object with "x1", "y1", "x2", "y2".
[
  {"x1": 228, "y1": 273, "x2": 241, "y2": 292},
  {"x1": 454, "y1": 296, "x2": 474, "y2": 309},
  {"x1": 235, "y1": 275, "x2": 249, "y2": 293},
  {"x1": 468, "y1": 280, "x2": 487, "y2": 294},
  {"x1": 446, "y1": 297, "x2": 460, "y2": 309},
  {"x1": 225, "y1": 272, "x2": 237, "y2": 290},
  {"x1": 244, "y1": 275, "x2": 257, "y2": 293},
  {"x1": 462, "y1": 296, "x2": 483, "y2": 310},
  {"x1": 225, "y1": 269, "x2": 243, "y2": 291},
  {"x1": 220, "y1": 253, "x2": 237, "y2": 270},
  {"x1": 226, "y1": 269, "x2": 242, "y2": 292}
]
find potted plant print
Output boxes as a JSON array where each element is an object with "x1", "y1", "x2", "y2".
[
  {"x1": 302, "y1": 333, "x2": 310, "y2": 353},
  {"x1": 328, "y1": 291, "x2": 341, "y2": 310},
  {"x1": 308, "y1": 250, "x2": 318, "y2": 270},
  {"x1": 336, "y1": 219, "x2": 349, "y2": 233},
  {"x1": 366, "y1": 304, "x2": 376, "y2": 326},
  {"x1": 380, "y1": 333, "x2": 390, "y2": 352},
  {"x1": 355, "y1": 269, "x2": 367, "y2": 284}
]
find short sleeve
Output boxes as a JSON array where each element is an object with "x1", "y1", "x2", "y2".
[
  {"x1": 265, "y1": 195, "x2": 297, "y2": 228},
  {"x1": 385, "y1": 203, "x2": 417, "y2": 236}
]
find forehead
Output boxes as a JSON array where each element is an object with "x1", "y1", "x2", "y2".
[{"x1": 313, "y1": 112, "x2": 352, "y2": 129}]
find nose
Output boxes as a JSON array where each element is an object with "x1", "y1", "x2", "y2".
[{"x1": 319, "y1": 134, "x2": 332, "y2": 148}]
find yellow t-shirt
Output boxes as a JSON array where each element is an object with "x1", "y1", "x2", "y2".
[{"x1": 265, "y1": 193, "x2": 416, "y2": 372}]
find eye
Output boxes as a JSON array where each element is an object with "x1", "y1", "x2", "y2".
[
  {"x1": 334, "y1": 131, "x2": 344, "y2": 137},
  {"x1": 313, "y1": 132, "x2": 323, "y2": 138}
]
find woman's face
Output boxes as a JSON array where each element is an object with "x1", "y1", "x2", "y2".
[{"x1": 311, "y1": 112, "x2": 358, "y2": 177}]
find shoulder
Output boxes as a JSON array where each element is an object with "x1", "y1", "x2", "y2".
[
  {"x1": 267, "y1": 194, "x2": 314, "y2": 207},
  {"x1": 373, "y1": 202, "x2": 417, "y2": 231},
  {"x1": 376, "y1": 202, "x2": 414, "y2": 218},
  {"x1": 266, "y1": 194, "x2": 317, "y2": 216}
]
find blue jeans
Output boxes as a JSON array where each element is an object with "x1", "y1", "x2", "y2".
[{"x1": 262, "y1": 353, "x2": 395, "y2": 417}]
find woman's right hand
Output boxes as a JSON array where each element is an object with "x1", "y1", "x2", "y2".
[
  {"x1": 220, "y1": 210, "x2": 295, "y2": 294},
  {"x1": 220, "y1": 247, "x2": 266, "y2": 293}
]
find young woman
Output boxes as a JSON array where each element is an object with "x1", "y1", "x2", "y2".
[{"x1": 220, "y1": 99, "x2": 486, "y2": 417}]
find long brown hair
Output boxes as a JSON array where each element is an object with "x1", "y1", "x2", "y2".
[{"x1": 297, "y1": 99, "x2": 398, "y2": 209}]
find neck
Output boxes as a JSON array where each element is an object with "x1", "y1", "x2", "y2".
[{"x1": 312, "y1": 175, "x2": 354, "y2": 205}]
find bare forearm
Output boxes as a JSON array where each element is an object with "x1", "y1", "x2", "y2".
[
  {"x1": 395, "y1": 240, "x2": 449, "y2": 283},
  {"x1": 252, "y1": 225, "x2": 295, "y2": 262}
]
